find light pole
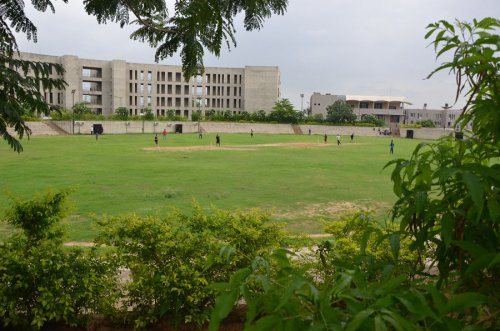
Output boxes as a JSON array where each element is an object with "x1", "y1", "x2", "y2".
[
  {"x1": 196, "y1": 96, "x2": 202, "y2": 134},
  {"x1": 71, "y1": 89, "x2": 76, "y2": 134},
  {"x1": 300, "y1": 93, "x2": 304, "y2": 115},
  {"x1": 140, "y1": 111, "x2": 144, "y2": 133}
]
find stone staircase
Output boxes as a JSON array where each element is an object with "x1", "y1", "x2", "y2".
[
  {"x1": 7, "y1": 121, "x2": 67, "y2": 136},
  {"x1": 43, "y1": 121, "x2": 69, "y2": 134},
  {"x1": 291, "y1": 124, "x2": 303, "y2": 134}
]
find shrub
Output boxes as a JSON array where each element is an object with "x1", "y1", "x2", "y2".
[
  {"x1": 360, "y1": 114, "x2": 384, "y2": 126},
  {"x1": 321, "y1": 211, "x2": 423, "y2": 279},
  {"x1": 0, "y1": 190, "x2": 118, "y2": 330},
  {"x1": 95, "y1": 204, "x2": 287, "y2": 329},
  {"x1": 416, "y1": 119, "x2": 435, "y2": 127},
  {"x1": 113, "y1": 107, "x2": 129, "y2": 120},
  {"x1": 400, "y1": 124, "x2": 422, "y2": 128}
]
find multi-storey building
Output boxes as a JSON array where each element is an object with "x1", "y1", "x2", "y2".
[
  {"x1": 310, "y1": 92, "x2": 406, "y2": 126},
  {"x1": 17, "y1": 52, "x2": 280, "y2": 118},
  {"x1": 404, "y1": 104, "x2": 465, "y2": 129}
]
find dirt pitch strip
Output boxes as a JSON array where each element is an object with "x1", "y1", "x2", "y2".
[{"x1": 143, "y1": 142, "x2": 334, "y2": 152}]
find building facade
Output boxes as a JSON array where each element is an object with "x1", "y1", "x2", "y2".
[
  {"x1": 18, "y1": 52, "x2": 280, "y2": 118},
  {"x1": 310, "y1": 92, "x2": 406, "y2": 126},
  {"x1": 404, "y1": 104, "x2": 465, "y2": 129}
]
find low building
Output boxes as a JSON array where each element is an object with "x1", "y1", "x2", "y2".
[
  {"x1": 310, "y1": 92, "x2": 406, "y2": 126},
  {"x1": 404, "y1": 103, "x2": 466, "y2": 129},
  {"x1": 16, "y1": 52, "x2": 281, "y2": 119}
]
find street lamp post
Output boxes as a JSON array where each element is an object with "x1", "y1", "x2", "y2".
[
  {"x1": 140, "y1": 111, "x2": 144, "y2": 133},
  {"x1": 71, "y1": 89, "x2": 76, "y2": 134},
  {"x1": 300, "y1": 93, "x2": 304, "y2": 114},
  {"x1": 196, "y1": 96, "x2": 202, "y2": 135}
]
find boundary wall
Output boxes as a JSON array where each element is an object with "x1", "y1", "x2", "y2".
[
  {"x1": 399, "y1": 128, "x2": 456, "y2": 140},
  {"x1": 18, "y1": 121, "x2": 457, "y2": 140}
]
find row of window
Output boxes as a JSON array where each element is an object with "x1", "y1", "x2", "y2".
[
  {"x1": 129, "y1": 70, "x2": 243, "y2": 85},
  {"x1": 128, "y1": 96, "x2": 242, "y2": 109},
  {"x1": 128, "y1": 83, "x2": 243, "y2": 97},
  {"x1": 128, "y1": 108, "x2": 247, "y2": 117},
  {"x1": 408, "y1": 113, "x2": 457, "y2": 120}
]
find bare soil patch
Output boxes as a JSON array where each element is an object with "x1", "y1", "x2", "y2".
[{"x1": 143, "y1": 142, "x2": 329, "y2": 152}]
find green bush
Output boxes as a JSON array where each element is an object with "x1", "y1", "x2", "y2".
[
  {"x1": 0, "y1": 190, "x2": 118, "y2": 330},
  {"x1": 400, "y1": 124, "x2": 422, "y2": 128},
  {"x1": 416, "y1": 119, "x2": 435, "y2": 128},
  {"x1": 321, "y1": 212, "x2": 423, "y2": 279},
  {"x1": 113, "y1": 107, "x2": 129, "y2": 120},
  {"x1": 95, "y1": 204, "x2": 287, "y2": 329},
  {"x1": 360, "y1": 114, "x2": 384, "y2": 126}
]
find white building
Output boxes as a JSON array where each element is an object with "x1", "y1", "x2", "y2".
[{"x1": 310, "y1": 92, "x2": 406, "y2": 126}]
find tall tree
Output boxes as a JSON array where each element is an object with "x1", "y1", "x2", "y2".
[
  {"x1": 269, "y1": 99, "x2": 302, "y2": 124},
  {"x1": 326, "y1": 100, "x2": 356, "y2": 123},
  {"x1": 1, "y1": 0, "x2": 288, "y2": 151}
]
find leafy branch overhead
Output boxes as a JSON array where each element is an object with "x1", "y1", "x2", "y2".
[{"x1": 83, "y1": 0, "x2": 289, "y2": 79}]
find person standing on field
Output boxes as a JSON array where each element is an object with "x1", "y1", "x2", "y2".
[
  {"x1": 216, "y1": 134, "x2": 220, "y2": 146},
  {"x1": 336, "y1": 134, "x2": 341, "y2": 145},
  {"x1": 324, "y1": 133, "x2": 327, "y2": 144},
  {"x1": 390, "y1": 139, "x2": 394, "y2": 154},
  {"x1": 162, "y1": 129, "x2": 167, "y2": 140},
  {"x1": 350, "y1": 132, "x2": 354, "y2": 142},
  {"x1": 154, "y1": 134, "x2": 158, "y2": 146}
]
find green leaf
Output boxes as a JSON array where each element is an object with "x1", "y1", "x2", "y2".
[
  {"x1": 229, "y1": 267, "x2": 251, "y2": 287},
  {"x1": 464, "y1": 253, "x2": 498, "y2": 279},
  {"x1": 446, "y1": 292, "x2": 487, "y2": 313},
  {"x1": 389, "y1": 233, "x2": 400, "y2": 261},
  {"x1": 427, "y1": 286, "x2": 447, "y2": 315},
  {"x1": 461, "y1": 171, "x2": 484, "y2": 215},
  {"x1": 374, "y1": 314, "x2": 388, "y2": 331},
  {"x1": 247, "y1": 315, "x2": 282, "y2": 331},
  {"x1": 346, "y1": 309, "x2": 374, "y2": 331},
  {"x1": 487, "y1": 196, "x2": 500, "y2": 221},
  {"x1": 208, "y1": 289, "x2": 239, "y2": 331},
  {"x1": 441, "y1": 213, "x2": 454, "y2": 246}
]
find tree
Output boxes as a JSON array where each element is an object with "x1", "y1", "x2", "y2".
[
  {"x1": 1, "y1": 0, "x2": 288, "y2": 152},
  {"x1": 142, "y1": 107, "x2": 154, "y2": 120},
  {"x1": 416, "y1": 119, "x2": 435, "y2": 127},
  {"x1": 269, "y1": 99, "x2": 302, "y2": 124},
  {"x1": 0, "y1": 1, "x2": 67, "y2": 152},
  {"x1": 251, "y1": 110, "x2": 267, "y2": 122},
  {"x1": 114, "y1": 106, "x2": 129, "y2": 120},
  {"x1": 387, "y1": 18, "x2": 499, "y2": 288},
  {"x1": 361, "y1": 114, "x2": 384, "y2": 126},
  {"x1": 326, "y1": 100, "x2": 356, "y2": 123},
  {"x1": 72, "y1": 102, "x2": 91, "y2": 119}
]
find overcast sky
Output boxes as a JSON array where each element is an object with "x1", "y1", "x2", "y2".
[{"x1": 15, "y1": 0, "x2": 499, "y2": 110}]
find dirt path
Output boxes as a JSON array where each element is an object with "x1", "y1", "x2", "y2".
[
  {"x1": 143, "y1": 142, "x2": 335, "y2": 152},
  {"x1": 64, "y1": 233, "x2": 331, "y2": 247}
]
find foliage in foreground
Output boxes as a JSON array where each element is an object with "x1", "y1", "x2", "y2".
[
  {"x1": 94, "y1": 205, "x2": 287, "y2": 329},
  {"x1": 0, "y1": 190, "x2": 118, "y2": 330},
  {"x1": 209, "y1": 17, "x2": 500, "y2": 331}
]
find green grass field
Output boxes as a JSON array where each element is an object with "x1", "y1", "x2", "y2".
[{"x1": 0, "y1": 133, "x2": 422, "y2": 241}]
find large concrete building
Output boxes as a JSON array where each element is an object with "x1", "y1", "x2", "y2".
[
  {"x1": 310, "y1": 93, "x2": 467, "y2": 130},
  {"x1": 18, "y1": 52, "x2": 281, "y2": 118},
  {"x1": 404, "y1": 103, "x2": 466, "y2": 130},
  {"x1": 310, "y1": 92, "x2": 406, "y2": 126}
]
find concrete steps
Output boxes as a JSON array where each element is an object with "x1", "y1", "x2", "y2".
[
  {"x1": 7, "y1": 121, "x2": 65, "y2": 137},
  {"x1": 291, "y1": 124, "x2": 303, "y2": 134}
]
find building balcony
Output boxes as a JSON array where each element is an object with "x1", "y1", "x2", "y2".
[{"x1": 352, "y1": 107, "x2": 404, "y2": 117}]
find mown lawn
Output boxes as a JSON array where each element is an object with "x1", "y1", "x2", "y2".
[{"x1": 0, "y1": 132, "x2": 422, "y2": 240}]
